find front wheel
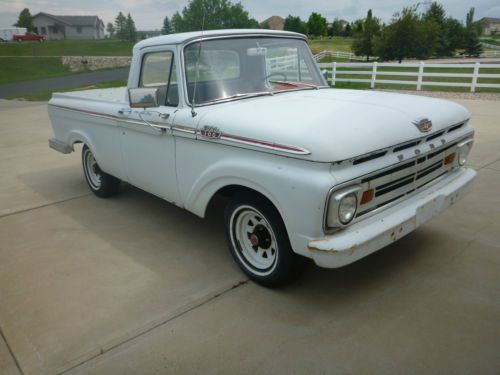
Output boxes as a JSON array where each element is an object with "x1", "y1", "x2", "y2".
[
  {"x1": 82, "y1": 145, "x2": 120, "y2": 198},
  {"x1": 225, "y1": 193, "x2": 304, "y2": 287}
]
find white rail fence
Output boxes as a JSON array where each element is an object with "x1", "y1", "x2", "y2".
[
  {"x1": 481, "y1": 42, "x2": 500, "y2": 50},
  {"x1": 481, "y1": 50, "x2": 500, "y2": 58},
  {"x1": 314, "y1": 50, "x2": 370, "y2": 61},
  {"x1": 314, "y1": 49, "x2": 500, "y2": 61},
  {"x1": 317, "y1": 61, "x2": 500, "y2": 92}
]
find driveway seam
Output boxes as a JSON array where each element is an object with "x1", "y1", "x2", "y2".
[
  {"x1": 0, "y1": 326, "x2": 24, "y2": 375},
  {"x1": 0, "y1": 193, "x2": 91, "y2": 219},
  {"x1": 57, "y1": 280, "x2": 248, "y2": 375}
]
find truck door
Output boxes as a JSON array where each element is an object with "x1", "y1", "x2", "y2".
[{"x1": 116, "y1": 49, "x2": 181, "y2": 205}]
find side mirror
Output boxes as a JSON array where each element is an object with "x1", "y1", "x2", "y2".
[{"x1": 128, "y1": 87, "x2": 159, "y2": 108}]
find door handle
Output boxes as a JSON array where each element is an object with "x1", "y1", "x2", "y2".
[{"x1": 118, "y1": 108, "x2": 132, "y2": 115}]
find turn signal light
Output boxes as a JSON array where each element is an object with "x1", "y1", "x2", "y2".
[
  {"x1": 360, "y1": 189, "x2": 374, "y2": 205},
  {"x1": 444, "y1": 153, "x2": 456, "y2": 165}
]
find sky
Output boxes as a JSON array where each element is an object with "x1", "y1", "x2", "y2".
[{"x1": 0, "y1": 0, "x2": 498, "y2": 30}]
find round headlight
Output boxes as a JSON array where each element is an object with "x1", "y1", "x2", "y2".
[
  {"x1": 338, "y1": 193, "x2": 357, "y2": 224},
  {"x1": 457, "y1": 144, "x2": 470, "y2": 166}
]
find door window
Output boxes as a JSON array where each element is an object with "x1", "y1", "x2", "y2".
[{"x1": 140, "y1": 51, "x2": 179, "y2": 106}]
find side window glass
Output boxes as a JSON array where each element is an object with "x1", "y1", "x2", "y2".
[{"x1": 140, "y1": 51, "x2": 179, "y2": 107}]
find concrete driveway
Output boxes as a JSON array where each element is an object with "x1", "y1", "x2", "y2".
[{"x1": 0, "y1": 98, "x2": 499, "y2": 375}]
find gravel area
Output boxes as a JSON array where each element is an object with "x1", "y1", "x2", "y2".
[{"x1": 376, "y1": 89, "x2": 500, "y2": 101}]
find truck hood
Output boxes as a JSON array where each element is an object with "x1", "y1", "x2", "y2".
[{"x1": 196, "y1": 89, "x2": 470, "y2": 162}]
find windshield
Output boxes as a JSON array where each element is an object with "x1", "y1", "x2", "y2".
[{"x1": 184, "y1": 37, "x2": 326, "y2": 106}]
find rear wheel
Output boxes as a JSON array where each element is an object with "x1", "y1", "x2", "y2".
[
  {"x1": 225, "y1": 193, "x2": 304, "y2": 287},
  {"x1": 82, "y1": 145, "x2": 120, "y2": 198}
]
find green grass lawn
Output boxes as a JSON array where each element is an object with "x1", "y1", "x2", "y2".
[
  {"x1": 0, "y1": 57, "x2": 74, "y2": 84},
  {"x1": 0, "y1": 39, "x2": 134, "y2": 56},
  {"x1": 9, "y1": 78, "x2": 128, "y2": 101},
  {"x1": 308, "y1": 37, "x2": 353, "y2": 54},
  {"x1": 0, "y1": 37, "x2": 353, "y2": 57}
]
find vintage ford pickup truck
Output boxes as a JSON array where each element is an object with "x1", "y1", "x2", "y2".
[{"x1": 48, "y1": 29, "x2": 476, "y2": 286}]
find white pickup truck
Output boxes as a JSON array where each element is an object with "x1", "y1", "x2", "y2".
[{"x1": 48, "y1": 29, "x2": 476, "y2": 286}]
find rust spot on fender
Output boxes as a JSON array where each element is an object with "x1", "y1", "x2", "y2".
[{"x1": 307, "y1": 243, "x2": 339, "y2": 253}]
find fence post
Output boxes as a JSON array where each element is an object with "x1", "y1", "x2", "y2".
[
  {"x1": 370, "y1": 62, "x2": 377, "y2": 89},
  {"x1": 471, "y1": 62, "x2": 480, "y2": 93},
  {"x1": 331, "y1": 61, "x2": 337, "y2": 86},
  {"x1": 417, "y1": 61, "x2": 424, "y2": 91}
]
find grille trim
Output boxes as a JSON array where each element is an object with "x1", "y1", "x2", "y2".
[
  {"x1": 350, "y1": 120, "x2": 468, "y2": 166},
  {"x1": 324, "y1": 134, "x2": 473, "y2": 233}
]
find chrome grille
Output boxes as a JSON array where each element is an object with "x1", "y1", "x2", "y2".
[{"x1": 356, "y1": 141, "x2": 458, "y2": 217}]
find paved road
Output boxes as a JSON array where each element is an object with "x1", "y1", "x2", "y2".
[
  {"x1": 0, "y1": 68, "x2": 129, "y2": 98},
  {"x1": 0, "y1": 99, "x2": 499, "y2": 375}
]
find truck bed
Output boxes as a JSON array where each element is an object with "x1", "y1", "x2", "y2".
[{"x1": 51, "y1": 87, "x2": 128, "y2": 105}]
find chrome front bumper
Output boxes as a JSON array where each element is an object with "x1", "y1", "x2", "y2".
[{"x1": 308, "y1": 167, "x2": 476, "y2": 268}]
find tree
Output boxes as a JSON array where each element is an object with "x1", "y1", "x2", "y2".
[
  {"x1": 375, "y1": 7, "x2": 420, "y2": 62},
  {"x1": 463, "y1": 8, "x2": 482, "y2": 57},
  {"x1": 161, "y1": 16, "x2": 172, "y2": 35},
  {"x1": 114, "y1": 12, "x2": 127, "y2": 40},
  {"x1": 344, "y1": 23, "x2": 352, "y2": 37},
  {"x1": 106, "y1": 22, "x2": 115, "y2": 38},
  {"x1": 171, "y1": 0, "x2": 258, "y2": 32},
  {"x1": 352, "y1": 10, "x2": 381, "y2": 60},
  {"x1": 307, "y1": 12, "x2": 327, "y2": 37},
  {"x1": 283, "y1": 15, "x2": 307, "y2": 34},
  {"x1": 123, "y1": 13, "x2": 137, "y2": 42},
  {"x1": 423, "y1": 2, "x2": 446, "y2": 55},
  {"x1": 14, "y1": 8, "x2": 34, "y2": 32},
  {"x1": 330, "y1": 18, "x2": 344, "y2": 37}
]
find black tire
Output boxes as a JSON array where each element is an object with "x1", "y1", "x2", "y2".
[
  {"x1": 224, "y1": 192, "x2": 305, "y2": 287},
  {"x1": 82, "y1": 145, "x2": 120, "y2": 198}
]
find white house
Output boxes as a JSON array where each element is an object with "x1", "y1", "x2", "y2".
[
  {"x1": 32, "y1": 12, "x2": 105, "y2": 40},
  {"x1": 479, "y1": 17, "x2": 500, "y2": 36}
]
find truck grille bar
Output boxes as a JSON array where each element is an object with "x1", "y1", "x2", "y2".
[{"x1": 356, "y1": 140, "x2": 459, "y2": 217}]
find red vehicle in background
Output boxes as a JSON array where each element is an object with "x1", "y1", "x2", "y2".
[{"x1": 13, "y1": 32, "x2": 44, "y2": 42}]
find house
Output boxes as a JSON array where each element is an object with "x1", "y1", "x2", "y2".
[
  {"x1": 479, "y1": 17, "x2": 500, "y2": 35},
  {"x1": 32, "y1": 12, "x2": 105, "y2": 40},
  {"x1": 261, "y1": 16, "x2": 284, "y2": 31}
]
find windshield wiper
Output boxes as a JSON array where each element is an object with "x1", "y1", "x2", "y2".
[
  {"x1": 268, "y1": 80, "x2": 327, "y2": 89},
  {"x1": 201, "y1": 91, "x2": 274, "y2": 105}
]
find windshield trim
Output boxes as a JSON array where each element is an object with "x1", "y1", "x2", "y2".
[{"x1": 181, "y1": 35, "x2": 323, "y2": 108}]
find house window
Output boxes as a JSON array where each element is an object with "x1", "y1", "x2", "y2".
[
  {"x1": 41, "y1": 27, "x2": 46, "y2": 34},
  {"x1": 77, "y1": 26, "x2": 82, "y2": 33},
  {"x1": 48, "y1": 25, "x2": 58, "y2": 34}
]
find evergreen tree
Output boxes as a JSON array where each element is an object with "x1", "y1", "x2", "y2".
[
  {"x1": 375, "y1": 7, "x2": 420, "y2": 62},
  {"x1": 171, "y1": 0, "x2": 258, "y2": 32},
  {"x1": 124, "y1": 13, "x2": 137, "y2": 42},
  {"x1": 463, "y1": 8, "x2": 482, "y2": 57},
  {"x1": 344, "y1": 23, "x2": 352, "y2": 37},
  {"x1": 114, "y1": 12, "x2": 127, "y2": 40},
  {"x1": 14, "y1": 8, "x2": 34, "y2": 32},
  {"x1": 283, "y1": 15, "x2": 307, "y2": 34},
  {"x1": 352, "y1": 10, "x2": 381, "y2": 60},
  {"x1": 106, "y1": 22, "x2": 115, "y2": 38},
  {"x1": 161, "y1": 16, "x2": 172, "y2": 35}
]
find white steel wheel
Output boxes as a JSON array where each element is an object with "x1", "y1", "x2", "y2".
[
  {"x1": 81, "y1": 145, "x2": 121, "y2": 198},
  {"x1": 224, "y1": 193, "x2": 305, "y2": 287},
  {"x1": 230, "y1": 205, "x2": 279, "y2": 276},
  {"x1": 83, "y1": 147, "x2": 102, "y2": 190}
]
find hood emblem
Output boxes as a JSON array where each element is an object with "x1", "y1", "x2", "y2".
[{"x1": 413, "y1": 118, "x2": 433, "y2": 133}]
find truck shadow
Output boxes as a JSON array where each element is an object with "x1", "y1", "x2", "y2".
[{"x1": 17, "y1": 164, "x2": 445, "y2": 297}]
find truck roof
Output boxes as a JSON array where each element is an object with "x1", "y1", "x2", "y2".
[{"x1": 133, "y1": 29, "x2": 306, "y2": 50}]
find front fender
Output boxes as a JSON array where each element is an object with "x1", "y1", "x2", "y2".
[{"x1": 177, "y1": 146, "x2": 336, "y2": 256}]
